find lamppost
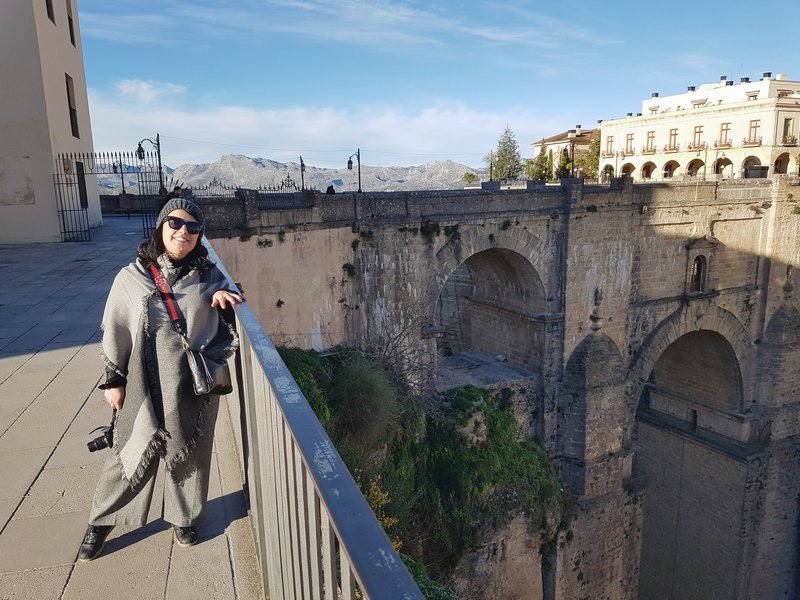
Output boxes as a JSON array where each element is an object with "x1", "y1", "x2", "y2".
[
  {"x1": 136, "y1": 133, "x2": 164, "y2": 195},
  {"x1": 111, "y1": 161, "x2": 126, "y2": 194},
  {"x1": 567, "y1": 129, "x2": 577, "y2": 177},
  {"x1": 347, "y1": 148, "x2": 361, "y2": 193},
  {"x1": 300, "y1": 155, "x2": 305, "y2": 190}
]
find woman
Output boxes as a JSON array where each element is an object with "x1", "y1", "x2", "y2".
[{"x1": 78, "y1": 198, "x2": 242, "y2": 561}]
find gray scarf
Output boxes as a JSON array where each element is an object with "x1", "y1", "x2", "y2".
[{"x1": 101, "y1": 254, "x2": 238, "y2": 489}]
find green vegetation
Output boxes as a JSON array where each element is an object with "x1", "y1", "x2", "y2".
[
  {"x1": 527, "y1": 141, "x2": 550, "y2": 181},
  {"x1": 360, "y1": 230, "x2": 374, "y2": 240},
  {"x1": 462, "y1": 171, "x2": 478, "y2": 185},
  {"x1": 443, "y1": 224, "x2": 460, "y2": 241},
  {"x1": 277, "y1": 347, "x2": 570, "y2": 595},
  {"x1": 420, "y1": 219, "x2": 441, "y2": 239},
  {"x1": 256, "y1": 238, "x2": 273, "y2": 248},
  {"x1": 351, "y1": 239, "x2": 360, "y2": 251},
  {"x1": 489, "y1": 126, "x2": 523, "y2": 181},
  {"x1": 342, "y1": 262, "x2": 356, "y2": 278}
]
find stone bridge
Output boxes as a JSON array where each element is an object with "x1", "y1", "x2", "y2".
[{"x1": 209, "y1": 177, "x2": 800, "y2": 600}]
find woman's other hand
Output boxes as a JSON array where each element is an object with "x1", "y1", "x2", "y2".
[
  {"x1": 104, "y1": 387, "x2": 126, "y2": 410},
  {"x1": 211, "y1": 290, "x2": 243, "y2": 309}
]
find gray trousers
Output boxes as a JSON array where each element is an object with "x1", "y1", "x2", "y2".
[{"x1": 88, "y1": 398, "x2": 219, "y2": 528}]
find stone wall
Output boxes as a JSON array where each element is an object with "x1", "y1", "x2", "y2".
[{"x1": 210, "y1": 176, "x2": 800, "y2": 600}]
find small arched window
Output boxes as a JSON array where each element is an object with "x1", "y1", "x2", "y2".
[{"x1": 689, "y1": 255, "x2": 706, "y2": 292}]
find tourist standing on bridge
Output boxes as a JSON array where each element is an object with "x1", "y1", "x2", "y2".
[{"x1": 78, "y1": 198, "x2": 243, "y2": 561}]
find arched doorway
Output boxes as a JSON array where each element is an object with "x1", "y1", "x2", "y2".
[
  {"x1": 742, "y1": 155, "x2": 765, "y2": 178},
  {"x1": 621, "y1": 163, "x2": 635, "y2": 177},
  {"x1": 641, "y1": 162, "x2": 656, "y2": 180},
  {"x1": 686, "y1": 158, "x2": 704, "y2": 177},
  {"x1": 713, "y1": 157, "x2": 733, "y2": 177},
  {"x1": 601, "y1": 164, "x2": 614, "y2": 182},
  {"x1": 663, "y1": 160, "x2": 679, "y2": 179},
  {"x1": 774, "y1": 152, "x2": 791, "y2": 174},
  {"x1": 635, "y1": 330, "x2": 745, "y2": 600}
]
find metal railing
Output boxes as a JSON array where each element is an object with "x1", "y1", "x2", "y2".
[{"x1": 206, "y1": 243, "x2": 423, "y2": 600}]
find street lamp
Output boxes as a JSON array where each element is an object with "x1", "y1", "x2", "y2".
[
  {"x1": 567, "y1": 129, "x2": 577, "y2": 177},
  {"x1": 347, "y1": 148, "x2": 361, "y2": 193},
  {"x1": 300, "y1": 155, "x2": 306, "y2": 190},
  {"x1": 135, "y1": 133, "x2": 164, "y2": 195},
  {"x1": 111, "y1": 161, "x2": 126, "y2": 194}
]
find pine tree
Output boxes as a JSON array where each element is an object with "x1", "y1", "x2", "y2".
[
  {"x1": 528, "y1": 141, "x2": 549, "y2": 181},
  {"x1": 492, "y1": 126, "x2": 522, "y2": 181},
  {"x1": 546, "y1": 149, "x2": 554, "y2": 182}
]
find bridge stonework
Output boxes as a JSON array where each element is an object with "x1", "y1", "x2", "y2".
[{"x1": 211, "y1": 177, "x2": 800, "y2": 600}]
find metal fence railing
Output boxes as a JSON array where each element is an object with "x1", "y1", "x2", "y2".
[{"x1": 205, "y1": 242, "x2": 423, "y2": 600}]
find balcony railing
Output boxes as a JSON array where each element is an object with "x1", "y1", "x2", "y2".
[
  {"x1": 782, "y1": 135, "x2": 798, "y2": 146},
  {"x1": 687, "y1": 141, "x2": 706, "y2": 151},
  {"x1": 642, "y1": 146, "x2": 657, "y2": 155},
  {"x1": 204, "y1": 243, "x2": 424, "y2": 600},
  {"x1": 742, "y1": 136, "x2": 763, "y2": 147},
  {"x1": 713, "y1": 140, "x2": 732, "y2": 149},
  {"x1": 664, "y1": 143, "x2": 680, "y2": 153},
  {"x1": 601, "y1": 150, "x2": 615, "y2": 158}
]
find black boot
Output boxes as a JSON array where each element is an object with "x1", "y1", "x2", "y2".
[
  {"x1": 78, "y1": 525, "x2": 113, "y2": 561},
  {"x1": 173, "y1": 525, "x2": 199, "y2": 547}
]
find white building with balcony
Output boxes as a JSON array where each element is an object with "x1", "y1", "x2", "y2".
[{"x1": 598, "y1": 72, "x2": 800, "y2": 182}]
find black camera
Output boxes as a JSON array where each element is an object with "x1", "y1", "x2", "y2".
[{"x1": 87, "y1": 410, "x2": 116, "y2": 452}]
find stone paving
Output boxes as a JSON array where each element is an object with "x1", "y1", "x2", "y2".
[{"x1": 0, "y1": 216, "x2": 262, "y2": 600}]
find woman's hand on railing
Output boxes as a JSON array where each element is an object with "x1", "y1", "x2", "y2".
[{"x1": 212, "y1": 290, "x2": 244, "y2": 309}]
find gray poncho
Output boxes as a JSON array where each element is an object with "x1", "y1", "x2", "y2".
[{"x1": 101, "y1": 254, "x2": 238, "y2": 489}]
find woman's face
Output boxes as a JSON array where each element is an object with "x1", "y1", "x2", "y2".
[{"x1": 161, "y1": 209, "x2": 201, "y2": 260}]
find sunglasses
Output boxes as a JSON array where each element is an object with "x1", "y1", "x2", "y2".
[{"x1": 165, "y1": 216, "x2": 202, "y2": 235}]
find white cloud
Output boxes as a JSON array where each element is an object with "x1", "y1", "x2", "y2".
[
  {"x1": 88, "y1": 84, "x2": 565, "y2": 169},
  {"x1": 113, "y1": 80, "x2": 187, "y2": 104}
]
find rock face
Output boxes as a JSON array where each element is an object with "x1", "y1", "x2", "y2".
[{"x1": 449, "y1": 515, "x2": 544, "y2": 600}]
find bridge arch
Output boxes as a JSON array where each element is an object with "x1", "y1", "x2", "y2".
[
  {"x1": 430, "y1": 226, "x2": 555, "y2": 374},
  {"x1": 624, "y1": 301, "x2": 751, "y2": 421},
  {"x1": 625, "y1": 303, "x2": 753, "y2": 600}
]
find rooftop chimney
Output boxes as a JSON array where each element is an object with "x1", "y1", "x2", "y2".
[
  {"x1": 575, "y1": 124, "x2": 582, "y2": 135},
  {"x1": 720, "y1": 75, "x2": 727, "y2": 82},
  {"x1": 726, "y1": 80, "x2": 733, "y2": 86},
  {"x1": 636, "y1": 113, "x2": 642, "y2": 116},
  {"x1": 688, "y1": 85, "x2": 696, "y2": 92},
  {"x1": 651, "y1": 92, "x2": 659, "y2": 98},
  {"x1": 763, "y1": 71, "x2": 772, "y2": 80},
  {"x1": 740, "y1": 77, "x2": 750, "y2": 83},
  {"x1": 627, "y1": 112, "x2": 633, "y2": 117}
]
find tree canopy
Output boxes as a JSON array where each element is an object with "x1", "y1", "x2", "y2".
[{"x1": 490, "y1": 126, "x2": 523, "y2": 181}]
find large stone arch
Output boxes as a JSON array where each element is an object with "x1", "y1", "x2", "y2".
[
  {"x1": 430, "y1": 225, "x2": 556, "y2": 309},
  {"x1": 623, "y1": 301, "x2": 752, "y2": 425},
  {"x1": 629, "y1": 304, "x2": 755, "y2": 600}
]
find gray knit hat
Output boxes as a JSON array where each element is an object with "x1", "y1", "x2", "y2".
[{"x1": 156, "y1": 198, "x2": 205, "y2": 230}]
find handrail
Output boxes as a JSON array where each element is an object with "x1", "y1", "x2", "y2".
[{"x1": 205, "y1": 241, "x2": 423, "y2": 599}]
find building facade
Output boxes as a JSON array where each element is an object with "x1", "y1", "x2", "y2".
[
  {"x1": 0, "y1": 0, "x2": 100, "y2": 243},
  {"x1": 599, "y1": 72, "x2": 800, "y2": 182},
  {"x1": 530, "y1": 126, "x2": 599, "y2": 179}
]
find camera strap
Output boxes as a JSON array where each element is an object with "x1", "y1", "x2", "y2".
[{"x1": 148, "y1": 265, "x2": 189, "y2": 339}]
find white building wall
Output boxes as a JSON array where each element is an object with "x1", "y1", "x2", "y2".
[
  {"x1": 599, "y1": 74, "x2": 800, "y2": 183},
  {"x1": 0, "y1": 0, "x2": 99, "y2": 243}
]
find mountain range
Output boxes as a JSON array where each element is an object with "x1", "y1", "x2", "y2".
[{"x1": 98, "y1": 154, "x2": 484, "y2": 194}]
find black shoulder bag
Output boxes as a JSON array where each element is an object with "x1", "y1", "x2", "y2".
[{"x1": 148, "y1": 265, "x2": 233, "y2": 396}]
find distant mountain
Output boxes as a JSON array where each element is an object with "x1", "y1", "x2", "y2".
[{"x1": 97, "y1": 154, "x2": 483, "y2": 194}]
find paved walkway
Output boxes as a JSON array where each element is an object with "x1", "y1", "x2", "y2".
[{"x1": 0, "y1": 216, "x2": 263, "y2": 600}]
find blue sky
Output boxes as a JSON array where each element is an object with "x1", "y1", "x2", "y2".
[{"x1": 79, "y1": 0, "x2": 797, "y2": 169}]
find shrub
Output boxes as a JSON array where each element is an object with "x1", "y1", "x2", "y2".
[{"x1": 328, "y1": 353, "x2": 400, "y2": 449}]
